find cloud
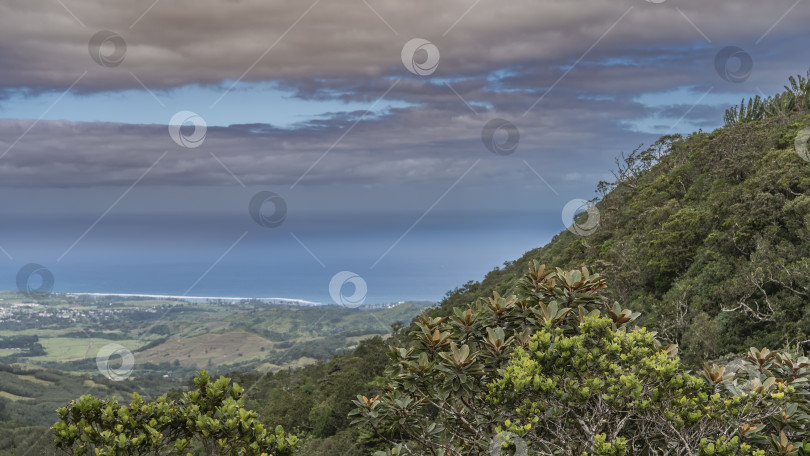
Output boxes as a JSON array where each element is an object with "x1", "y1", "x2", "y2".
[
  {"x1": 0, "y1": 86, "x2": 655, "y2": 189},
  {"x1": 1, "y1": 0, "x2": 808, "y2": 195},
  {"x1": 0, "y1": 0, "x2": 808, "y2": 98}
]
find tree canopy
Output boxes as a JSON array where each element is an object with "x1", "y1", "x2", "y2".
[
  {"x1": 351, "y1": 263, "x2": 810, "y2": 455},
  {"x1": 437, "y1": 70, "x2": 810, "y2": 366},
  {"x1": 53, "y1": 371, "x2": 297, "y2": 456}
]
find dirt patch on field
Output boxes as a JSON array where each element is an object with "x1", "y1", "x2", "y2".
[{"x1": 136, "y1": 331, "x2": 275, "y2": 369}]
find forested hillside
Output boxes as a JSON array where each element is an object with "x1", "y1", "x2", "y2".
[
  {"x1": 236, "y1": 70, "x2": 810, "y2": 455},
  {"x1": 438, "y1": 74, "x2": 810, "y2": 366}
]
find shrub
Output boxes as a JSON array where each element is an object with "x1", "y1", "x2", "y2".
[
  {"x1": 351, "y1": 263, "x2": 810, "y2": 455},
  {"x1": 53, "y1": 371, "x2": 297, "y2": 455}
]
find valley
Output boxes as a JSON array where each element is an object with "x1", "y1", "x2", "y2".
[{"x1": 0, "y1": 292, "x2": 431, "y2": 430}]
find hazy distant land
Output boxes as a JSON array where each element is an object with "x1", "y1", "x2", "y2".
[{"x1": 65, "y1": 292, "x2": 322, "y2": 306}]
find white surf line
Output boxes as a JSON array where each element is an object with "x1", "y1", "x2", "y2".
[{"x1": 65, "y1": 292, "x2": 321, "y2": 306}]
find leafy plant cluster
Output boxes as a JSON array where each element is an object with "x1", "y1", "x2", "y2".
[
  {"x1": 725, "y1": 71, "x2": 810, "y2": 126},
  {"x1": 235, "y1": 336, "x2": 391, "y2": 456},
  {"x1": 351, "y1": 263, "x2": 810, "y2": 455},
  {"x1": 52, "y1": 371, "x2": 298, "y2": 455}
]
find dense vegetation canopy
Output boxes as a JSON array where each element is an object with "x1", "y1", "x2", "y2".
[
  {"x1": 53, "y1": 371, "x2": 297, "y2": 455},
  {"x1": 440, "y1": 70, "x2": 810, "y2": 366},
  {"x1": 350, "y1": 264, "x2": 810, "y2": 455}
]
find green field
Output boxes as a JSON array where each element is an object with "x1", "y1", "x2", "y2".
[
  {"x1": 0, "y1": 391, "x2": 31, "y2": 402},
  {"x1": 0, "y1": 294, "x2": 432, "y2": 378},
  {"x1": 35, "y1": 337, "x2": 148, "y2": 362}
]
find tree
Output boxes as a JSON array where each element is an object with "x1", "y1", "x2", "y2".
[
  {"x1": 351, "y1": 263, "x2": 810, "y2": 455},
  {"x1": 350, "y1": 263, "x2": 614, "y2": 454},
  {"x1": 491, "y1": 315, "x2": 785, "y2": 454},
  {"x1": 53, "y1": 371, "x2": 297, "y2": 455}
]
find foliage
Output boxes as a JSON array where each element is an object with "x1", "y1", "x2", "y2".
[
  {"x1": 724, "y1": 70, "x2": 810, "y2": 126},
  {"x1": 352, "y1": 264, "x2": 810, "y2": 455},
  {"x1": 0, "y1": 364, "x2": 174, "y2": 428},
  {"x1": 52, "y1": 371, "x2": 297, "y2": 455},
  {"x1": 348, "y1": 265, "x2": 612, "y2": 453},
  {"x1": 725, "y1": 95, "x2": 767, "y2": 126},
  {"x1": 437, "y1": 70, "x2": 810, "y2": 366},
  {"x1": 0, "y1": 421, "x2": 51, "y2": 456},
  {"x1": 492, "y1": 316, "x2": 804, "y2": 455},
  {"x1": 231, "y1": 336, "x2": 392, "y2": 456}
]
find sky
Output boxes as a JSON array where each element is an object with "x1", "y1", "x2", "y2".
[{"x1": 0, "y1": 0, "x2": 809, "y2": 304}]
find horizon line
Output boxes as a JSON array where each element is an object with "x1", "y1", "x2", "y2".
[{"x1": 64, "y1": 292, "x2": 322, "y2": 305}]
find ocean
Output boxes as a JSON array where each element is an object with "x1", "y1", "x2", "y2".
[{"x1": 0, "y1": 211, "x2": 562, "y2": 305}]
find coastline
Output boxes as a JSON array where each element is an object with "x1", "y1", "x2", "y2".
[{"x1": 65, "y1": 292, "x2": 322, "y2": 306}]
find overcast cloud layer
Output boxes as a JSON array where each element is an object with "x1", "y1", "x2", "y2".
[
  {"x1": 1, "y1": 0, "x2": 809, "y2": 189},
  {"x1": 0, "y1": 0, "x2": 807, "y2": 94}
]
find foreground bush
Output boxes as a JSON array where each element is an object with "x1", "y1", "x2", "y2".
[
  {"x1": 492, "y1": 315, "x2": 790, "y2": 454},
  {"x1": 351, "y1": 262, "x2": 810, "y2": 455},
  {"x1": 53, "y1": 371, "x2": 297, "y2": 455}
]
